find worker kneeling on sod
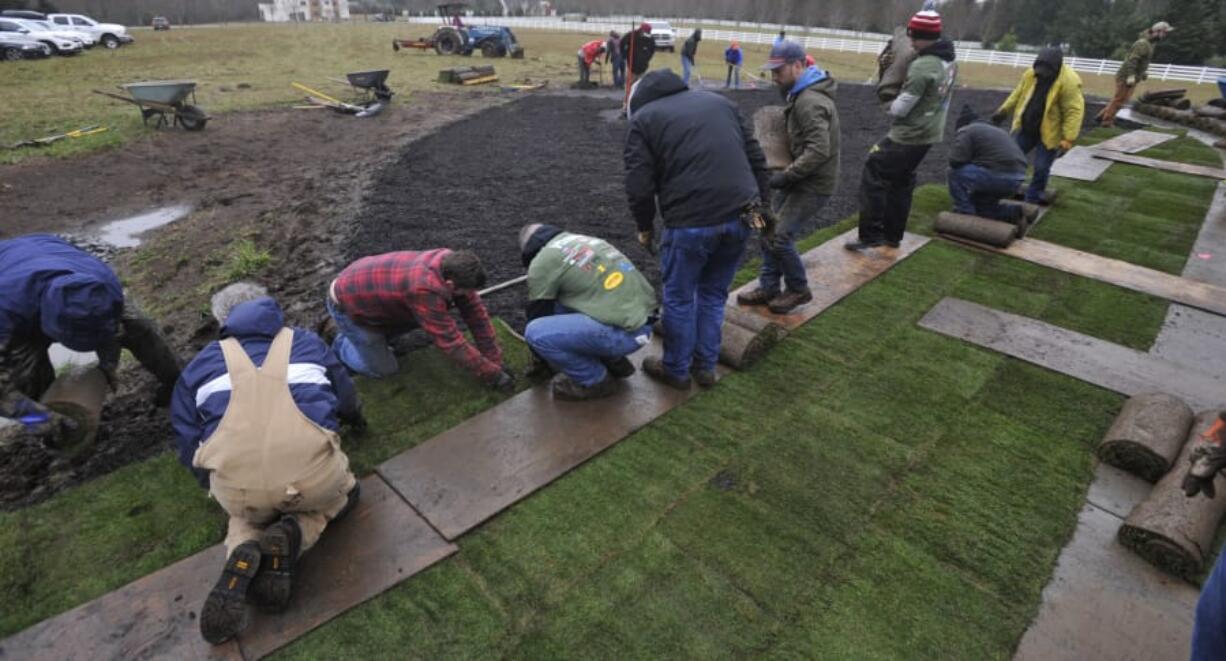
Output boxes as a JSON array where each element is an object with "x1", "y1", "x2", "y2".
[
  {"x1": 520, "y1": 224, "x2": 657, "y2": 401},
  {"x1": 947, "y1": 105, "x2": 1033, "y2": 224},
  {"x1": 173, "y1": 282, "x2": 366, "y2": 644}
]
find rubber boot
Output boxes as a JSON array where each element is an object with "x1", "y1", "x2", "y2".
[
  {"x1": 250, "y1": 516, "x2": 302, "y2": 614},
  {"x1": 200, "y1": 541, "x2": 261, "y2": 645}
]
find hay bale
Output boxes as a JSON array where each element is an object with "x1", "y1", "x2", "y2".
[
  {"x1": 1118, "y1": 411, "x2": 1226, "y2": 581},
  {"x1": 934, "y1": 212, "x2": 1017, "y2": 248},
  {"x1": 753, "y1": 106, "x2": 792, "y2": 170},
  {"x1": 1097, "y1": 393, "x2": 1194, "y2": 481}
]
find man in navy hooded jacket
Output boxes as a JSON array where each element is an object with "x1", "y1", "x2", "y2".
[
  {"x1": 0, "y1": 234, "x2": 180, "y2": 423},
  {"x1": 624, "y1": 68, "x2": 770, "y2": 390}
]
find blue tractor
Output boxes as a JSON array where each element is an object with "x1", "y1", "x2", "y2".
[{"x1": 393, "y1": 3, "x2": 524, "y2": 59}]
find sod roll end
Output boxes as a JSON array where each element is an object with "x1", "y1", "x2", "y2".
[
  {"x1": 934, "y1": 212, "x2": 1018, "y2": 248},
  {"x1": 1098, "y1": 392, "x2": 1195, "y2": 482}
]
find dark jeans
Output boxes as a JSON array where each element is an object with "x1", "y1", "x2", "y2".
[
  {"x1": 761, "y1": 190, "x2": 828, "y2": 293},
  {"x1": 947, "y1": 165, "x2": 1024, "y2": 222},
  {"x1": 611, "y1": 56, "x2": 625, "y2": 87},
  {"x1": 1194, "y1": 545, "x2": 1226, "y2": 660},
  {"x1": 577, "y1": 56, "x2": 591, "y2": 85},
  {"x1": 857, "y1": 137, "x2": 932, "y2": 244},
  {"x1": 1014, "y1": 131, "x2": 1059, "y2": 202},
  {"x1": 660, "y1": 217, "x2": 749, "y2": 378}
]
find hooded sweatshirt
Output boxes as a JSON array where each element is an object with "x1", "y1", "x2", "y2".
[
  {"x1": 887, "y1": 39, "x2": 958, "y2": 145},
  {"x1": 949, "y1": 106, "x2": 1027, "y2": 177},
  {"x1": 779, "y1": 68, "x2": 841, "y2": 195},
  {"x1": 682, "y1": 29, "x2": 702, "y2": 60},
  {"x1": 625, "y1": 69, "x2": 770, "y2": 232},
  {"x1": 1021, "y1": 47, "x2": 1062, "y2": 140}
]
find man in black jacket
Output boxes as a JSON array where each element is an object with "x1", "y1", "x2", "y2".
[
  {"x1": 620, "y1": 22, "x2": 656, "y2": 83},
  {"x1": 624, "y1": 69, "x2": 770, "y2": 390},
  {"x1": 947, "y1": 105, "x2": 1031, "y2": 224},
  {"x1": 681, "y1": 28, "x2": 701, "y2": 86}
]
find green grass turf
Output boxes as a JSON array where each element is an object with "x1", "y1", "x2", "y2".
[{"x1": 0, "y1": 131, "x2": 1218, "y2": 657}]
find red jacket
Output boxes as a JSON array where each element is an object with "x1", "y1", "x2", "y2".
[{"x1": 580, "y1": 40, "x2": 605, "y2": 66}]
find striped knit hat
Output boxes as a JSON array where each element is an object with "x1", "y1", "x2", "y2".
[{"x1": 907, "y1": 10, "x2": 942, "y2": 40}]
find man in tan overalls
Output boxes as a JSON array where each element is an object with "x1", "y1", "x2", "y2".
[{"x1": 171, "y1": 283, "x2": 364, "y2": 644}]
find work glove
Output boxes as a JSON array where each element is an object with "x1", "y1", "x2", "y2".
[
  {"x1": 491, "y1": 369, "x2": 516, "y2": 393},
  {"x1": 1125, "y1": 75, "x2": 1137, "y2": 87},
  {"x1": 1058, "y1": 139, "x2": 1074, "y2": 153},
  {"x1": 1182, "y1": 443, "x2": 1226, "y2": 499},
  {"x1": 16, "y1": 409, "x2": 80, "y2": 449},
  {"x1": 637, "y1": 230, "x2": 656, "y2": 256},
  {"x1": 769, "y1": 172, "x2": 793, "y2": 190},
  {"x1": 739, "y1": 201, "x2": 776, "y2": 243},
  {"x1": 990, "y1": 111, "x2": 1008, "y2": 126}
]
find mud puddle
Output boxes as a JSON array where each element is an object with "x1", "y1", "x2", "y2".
[{"x1": 90, "y1": 203, "x2": 193, "y2": 248}]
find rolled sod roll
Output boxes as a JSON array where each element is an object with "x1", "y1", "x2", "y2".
[
  {"x1": 718, "y1": 305, "x2": 787, "y2": 370},
  {"x1": 1098, "y1": 393, "x2": 1194, "y2": 482},
  {"x1": 753, "y1": 106, "x2": 792, "y2": 170},
  {"x1": 1118, "y1": 411, "x2": 1226, "y2": 581},
  {"x1": 40, "y1": 366, "x2": 109, "y2": 453},
  {"x1": 934, "y1": 212, "x2": 1017, "y2": 248},
  {"x1": 875, "y1": 26, "x2": 916, "y2": 104}
]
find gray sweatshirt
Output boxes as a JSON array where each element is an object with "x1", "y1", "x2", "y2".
[{"x1": 949, "y1": 122, "x2": 1027, "y2": 177}]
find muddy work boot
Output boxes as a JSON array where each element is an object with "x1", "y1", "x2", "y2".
[
  {"x1": 690, "y1": 366, "x2": 717, "y2": 389},
  {"x1": 250, "y1": 516, "x2": 302, "y2": 614},
  {"x1": 551, "y1": 373, "x2": 618, "y2": 401},
  {"x1": 642, "y1": 356, "x2": 691, "y2": 390},
  {"x1": 200, "y1": 541, "x2": 261, "y2": 645},
  {"x1": 767, "y1": 288, "x2": 813, "y2": 314},
  {"x1": 736, "y1": 288, "x2": 778, "y2": 307},
  {"x1": 602, "y1": 356, "x2": 636, "y2": 379},
  {"x1": 844, "y1": 239, "x2": 885, "y2": 252}
]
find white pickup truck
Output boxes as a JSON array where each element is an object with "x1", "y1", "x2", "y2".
[{"x1": 47, "y1": 13, "x2": 133, "y2": 49}]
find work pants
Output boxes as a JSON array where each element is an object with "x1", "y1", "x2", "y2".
[
  {"x1": 1193, "y1": 545, "x2": 1226, "y2": 660},
  {"x1": 525, "y1": 313, "x2": 651, "y2": 387},
  {"x1": 1014, "y1": 131, "x2": 1060, "y2": 203},
  {"x1": 660, "y1": 217, "x2": 749, "y2": 378},
  {"x1": 326, "y1": 296, "x2": 414, "y2": 378},
  {"x1": 725, "y1": 64, "x2": 741, "y2": 88},
  {"x1": 857, "y1": 137, "x2": 931, "y2": 245},
  {"x1": 947, "y1": 165, "x2": 1024, "y2": 222},
  {"x1": 577, "y1": 56, "x2": 591, "y2": 85},
  {"x1": 1097, "y1": 80, "x2": 1135, "y2": 127},
  {"x1": 611, "y1": 56, "x2": 625, "y2": 87},
  {"x1": 761, "y1": 191, "x2": 828, "y2": 293},
  {"x1": 681, "y1": 55, "x2": 694, "y2": 85}
]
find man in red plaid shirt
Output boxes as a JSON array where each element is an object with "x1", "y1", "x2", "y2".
[{"x1": 325, "y1": 249, "x2": 515, "y2": 390}]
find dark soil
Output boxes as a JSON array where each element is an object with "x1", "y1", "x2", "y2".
[{"x1": 352, "y1": 84, "x2": 1103, "y2": 329}]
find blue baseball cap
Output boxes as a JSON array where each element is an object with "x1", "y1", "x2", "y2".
[{"x1": 762, "y1": 41, "x2": 806, "y2": 70}]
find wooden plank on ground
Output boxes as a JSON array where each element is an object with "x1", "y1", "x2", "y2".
[
  {"x1": 378, "y1": 339, "x2": 718, "y2": 540},
  {"x1": 727, "y1": 228, "x2": 929, "y2": 330},
  {"x1": 1093, "y1": 150, "x2": 1226, "y2": 180},
  {"x1": 918, "y1": 298, "x2": 1226, "y2": 410},
  {"x1": 975, "y1": 238, "x2": 1226, "y2": 319},
  {"x1": 0, "y1": 475, "x2": 457, "y2": 661},
  {"x1": 1092, "y1": 129, "x2": 1178, "y2": 154},
  {"x1": 1051, "y1": 146, "x2": 1114, "y2": 181}
]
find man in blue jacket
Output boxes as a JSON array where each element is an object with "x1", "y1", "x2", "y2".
[
  {"x1": 172, "y1": 282, "x2": 365, "y2": 644},
  {"x1": 724, "y1": 41, "x2": 743, "y2": 89},
  {"x1": 624, "y1": 68, "x2": 770, "y2": 389},
  {"x1": 0, "y1": 234, "x2": 180, "y2": 428}
]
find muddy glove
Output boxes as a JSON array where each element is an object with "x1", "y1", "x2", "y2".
[
  {"x1": 769, "y1": 172, "x2": 793, "y2": 190},
  {"x1": 637, "y1": 231, "x2": 656, "y2": 256},
  {"x1": 1125, "y1": 75, "x2": 1137, "y2": 87},
  {"x1": 991, "y1": 111, "x2": 1008, "y2": 126},
  {"x1": 491, "y1": 369, "x2": 516, "y2": 393},
  {"x1": 739, "y1": 201, "x2": 776, "y2": 243},
  {"x1": 17, "y1": 408, "x2": 80, "y2": 449},
  {"x1": 1182, "y1": 443, "x2": 1226, "y2": 499}
]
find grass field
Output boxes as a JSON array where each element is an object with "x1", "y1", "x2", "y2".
[
  {"x1": 2, "y1": 22, "x2": 1219, "y2": 164},
  {"x1": 1, "y1": 88, "x2": 1219, "y2": 657}
]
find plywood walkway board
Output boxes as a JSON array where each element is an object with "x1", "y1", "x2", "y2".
[
  {"x1": 378, "y1": 340, "x2": 715, "y2": 540},
  {"x1": 1050, "y1": 146, "x2": 1114, "y2": 182},
  {"x1": 0, "y1": 475, "x2": 457, "y2": 661},
  {"x1": 985, "y1": 238, "x2": 1226, "y2": 319},
  {"x1": 727, "y1": 229, "x2": 929, "y2": 330},
  {"x1": 1092, "y1": 129, "x2": 1178, "y2": 154},
  {"x1": 918, "y1": 298, "x2": 1226, "y2": 411},
  {"x1": 1093, "y1": 150, "x2": 1226, "y2": 180}
]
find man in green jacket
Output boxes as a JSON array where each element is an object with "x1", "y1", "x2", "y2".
[
  {"x1": 993, "y1": 47, "x2": 1084, "y2": 204},
  {"x1": 739, "y1": 41, "x2": 840, "y2": 314},
  {"x1": 1098, "y1": 21, "x2": 1173, "y2": 128},
  {"x1": 519, "y1": 224, "x2": 657, "y2": 400},
  {"x1": 847, "y1": 9, "x2": 957, "y2": 252}
]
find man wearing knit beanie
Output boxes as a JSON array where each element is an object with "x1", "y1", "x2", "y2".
[{"x1": 847, "y1": 9, "x2": 958, "y2": 252}]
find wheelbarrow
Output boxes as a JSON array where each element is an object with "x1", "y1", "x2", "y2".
[
  {"x1": 345, "y1": 69, "x2": 393, "y2": 104},
  {"x1": 92, "y1": 80, "x2": 209, "y2": 131},
  {"x1": 295, "y1": 70, "x2": 395, "y2": 118}
]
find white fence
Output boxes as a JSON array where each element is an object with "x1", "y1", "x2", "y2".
[{"x1": 409, "y1": 15, "x2": 1226, "y2": 85}]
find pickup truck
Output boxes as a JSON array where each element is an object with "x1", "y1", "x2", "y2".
[{"x1": 47, "y1": 13, "x2": 133, "y2": 49}]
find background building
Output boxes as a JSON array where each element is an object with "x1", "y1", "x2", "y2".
[{"x1": 258, "y1": 0, "x2": 350, "y2": 22}]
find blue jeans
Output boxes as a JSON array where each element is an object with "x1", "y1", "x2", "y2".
[
  {"x1": 1014, "y1": 131, "x2": 1058, "y2": 202},
  {"x1": 762, "y1": 190, "x2": 828, "y2": 293},
  {"x1": 947, "y1": 165, "x2": 1024, "y2": 222},
  {"x1": 682, "y1": 55, "x2": 694, "y2": 85},
  {"x1": 612, "y1": 56, "x2": 625, "y2": 87},
  {"x1": 1193, "y1": 546, "x2": 1226, "y2": 660},
  {"x1": 326, "y1": 297, "x2": 401, "y2": 378},
  {"x1": 660, "y1": 218, "x2": 749, "y2": 377},
  {"x1": 526, "y1": 314, "x2": 651, "y2": 387}
]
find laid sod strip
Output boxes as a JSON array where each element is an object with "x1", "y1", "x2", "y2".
[
  {"x1": 1097, "y1": 393, "x2": 1195, "y2": 482},
  {"x1": 918, "y1": 298, "x2": 1226, "y2": 410},
  {"x1": 953, "y1": 237, "x2": 1226, "y2": 318},
  {"x1": 1092, "y1": 130, "x2": 1178, "y2": 154},
  {"x1": 1093, "y1": 151, "x2": 1226, "y2": 180},
  {"x1": 1, "y1": 476, "x2": 457, "y2": 660},
  {"x1": 727, "y1": 229, "x2": 929, "y2": 330},
  {"x1": 1051, "y1": 147, "x2": 1115, "y2": 181}
]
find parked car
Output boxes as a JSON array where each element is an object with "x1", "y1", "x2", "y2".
[
  {"x1": 21, "y1": 19, "x2": 96, "y2": 47},
  {"x1": 646, "y1": 21, "x2": 676, "y2": 52},
  {"x1": 0, "y1": 19, "x2": 83, "y2": 55},
  {"x1": 152, "y1": 16, "x2": 170, "y2": 30},
  {"x1": 0, "y1": 33, "x2": 51, "y2": 60},
  {"x1": 0, "y1": 10, "x2": 46, "y2": 20},
  {"x1": 47, "y1": 13, "x2": 133, "y2": 49}
]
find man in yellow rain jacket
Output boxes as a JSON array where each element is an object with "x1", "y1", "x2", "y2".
[{"x1": 992, "y1": 47, "x2": 1084, "y2": 205}]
